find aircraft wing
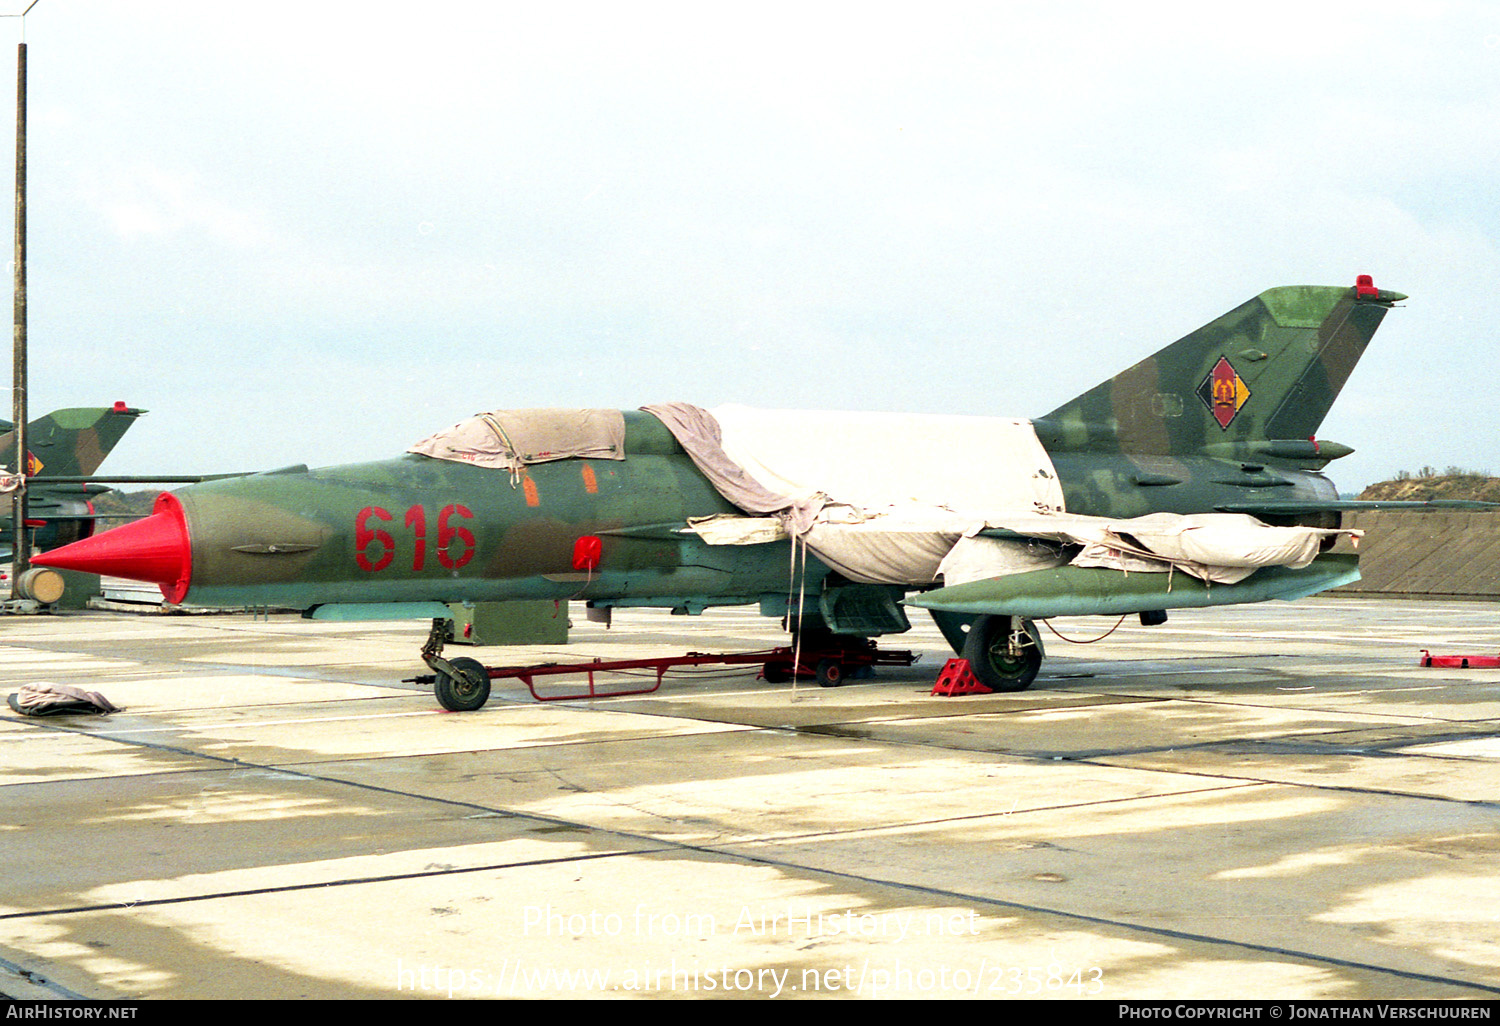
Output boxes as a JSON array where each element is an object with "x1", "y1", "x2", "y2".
[
  {"x1": 906, "y1": 553, "x2": 1359, "y2": 619},
  {"x1": 681, "y1": 507, "x2": 1361, "y2": 621},
  {"x1": 35, "y1": 475, "x2": 237, "y2": 485}
]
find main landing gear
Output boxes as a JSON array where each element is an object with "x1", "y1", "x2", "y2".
[{"x1": 960, "y1": 614, "x2": 1043, "y2": 692}]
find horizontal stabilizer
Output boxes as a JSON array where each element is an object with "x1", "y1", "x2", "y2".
[{"x1": 907, "y1": 553, "x2": 1359, "y2": 619}]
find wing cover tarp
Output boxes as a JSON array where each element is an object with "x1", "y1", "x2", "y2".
[
  {"x1": 645, "y1": 403, "x2": 1355, "y2": 589},
  {"x1": 964, "y1": 511, "x2": 1343, "y2": 585}
]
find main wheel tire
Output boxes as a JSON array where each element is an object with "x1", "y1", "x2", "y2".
[
  {"x1": 815, "y1": 658, "x2": 844, "y2": 688},
  {"x1": 434, "y1": 656, "x2": 492, "y2": 711},
  {"x1": 961, "y1": 615, "x2": 1042, "y2": 692}
]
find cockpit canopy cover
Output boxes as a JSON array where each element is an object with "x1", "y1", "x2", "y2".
[{"x1": 409, "y1": 408, "x2": 626, "y2": 471}]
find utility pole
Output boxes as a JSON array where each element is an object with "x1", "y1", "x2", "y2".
[{"x1": 10, "y1": 38, "x2": 25, "y2": 594}]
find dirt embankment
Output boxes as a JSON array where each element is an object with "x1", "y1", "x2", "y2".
[{"x1": 1358, "y1": 474, "x2": 1500, "y2": 503}]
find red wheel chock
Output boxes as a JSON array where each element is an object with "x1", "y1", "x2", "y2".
[
  {"x1": 1419, "y1": 649, "x2": 1500, "y2": 669},
  {"x1": 931, "y1": 658, "x2": 993, "y2": 696}
]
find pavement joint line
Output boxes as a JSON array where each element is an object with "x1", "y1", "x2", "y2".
[
  {"x1": 1070, "y1": 751, "x2": 1500, "y2": 811},
  {"x1": 2, "y1": 714, "x2": 762, "y2": 768},
  {"x1": 1148, "y1": 628, "x2": 1497, "y2": 646},
  {"x1": 709, "y1": 779, "x2": 1266, "y2": 847},
  {"x1": 795, "y1": 721, "x2": 1500, "y2": 807},
  {"x1": 0, "y1": 848, "x2": 668, "y2": 923},
  {"x1": 1306, "y1": 687, "x2": 1462, "y2": 696},
  {"x1": 1102, "y1": 692, "x2": 1481, "y2": 723},
  {"x1": 0, "y1": 955, "x2": 91, "y2": 1001},
  {"x1": 0, "y1": 710, "x2": 446, "y2": 740},
  {"x1": 83, "y1": 708, "x2": 445, "y2": 735},
  {"x1": 784, "y1": 710, "x2": 1500, "y2": 810},
  {"x1": 1044, "y1": 666, "x2": 1305, "y2": 680}
]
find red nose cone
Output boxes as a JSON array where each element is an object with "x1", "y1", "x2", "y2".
[{"x1": 33, "y1": 492, "x2": 192, "y2": 603}]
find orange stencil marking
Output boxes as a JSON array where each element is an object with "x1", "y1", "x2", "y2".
[{"x1": 581, "y1": 463, "x2": 598, "y2": 494}]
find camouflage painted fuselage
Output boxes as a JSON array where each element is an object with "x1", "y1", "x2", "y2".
[
  {"x1": 173, "y1": 447, "x2": 1343, "y2": 610},
  {"x1": 176, "y1": 412, "x2": 791, "y2": 610}
]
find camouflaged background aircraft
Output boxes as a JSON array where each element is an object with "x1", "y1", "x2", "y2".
[
  {"x1": 39, "y1": 277, "x2": 1460, "y2": 708},
  {"x1": 1, "y1": 403, "x2": 144, "y2": 557}
]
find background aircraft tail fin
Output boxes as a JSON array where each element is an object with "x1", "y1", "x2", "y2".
[
  {"x1": 0, "y1": 403, "x2": 145, "y2": 478},
  {"x1": 1033, "y1": 278, "x2": 1404, "y2": 456}
]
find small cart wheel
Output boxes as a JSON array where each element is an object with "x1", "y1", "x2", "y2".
[
  {"x1": 434, "y1": 656, "x2": 492, "y2": 711},
  {"x1": 816, "y1": 658, "x2": 844, "y2": 688}
]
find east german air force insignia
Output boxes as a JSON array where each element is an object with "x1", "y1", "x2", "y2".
[{"x1": 1197, "y1": 356, "x2": 1250, "y2": 430}]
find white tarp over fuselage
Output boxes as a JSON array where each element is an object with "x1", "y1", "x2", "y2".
[
  {"x1": 647, "y1": 402, "x2": 1069, "y2": 585},
  {"x1": 647, "y1": 404, "x2": 1355, "y2": 588},
  {"x1": 709, "y1": 404, "x2": 1071, "y2": 584},
  {"x1": 708, "y1": 405, "x2": 1067, "y2": 521}
]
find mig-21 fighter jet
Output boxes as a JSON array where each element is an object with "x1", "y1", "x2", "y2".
[{"x1": 39, "y1": 277, "x2": 1449, "y2": 705}]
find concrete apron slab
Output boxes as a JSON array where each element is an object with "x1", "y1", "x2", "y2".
[
  {"x1": 59, "y1": 698, "x2": 750, "y2": 765},
  {"x1": 727, "y1": 781, "x2": 1500, "y2": 993},
  {"x1": 9, "y1": 837, "x2": 1425, "y2": 1001},
  {"x1": 3, "y1": 749, "x2": 1482, "y2": 1001},
  {"x1": 297, "y1": 726, "x2": 1499, "y2": 996},
  {"x1": 3, "y1": 602, "x2": 1499, "y2": 1000}
]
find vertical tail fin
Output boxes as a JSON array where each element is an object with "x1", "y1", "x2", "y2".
[
  {"x1": 1034, "y1": 279, "x2": 1404, "y2": 456},
  {"x1": 0, "y1": 403, "x2": 145, "y2": 478}
]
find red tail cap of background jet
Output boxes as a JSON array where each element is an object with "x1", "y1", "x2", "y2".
[{"x1": 32, "y1": 492, "x2": 192, "y2": 603}]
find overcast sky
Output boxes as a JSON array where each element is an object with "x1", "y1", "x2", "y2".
[{"x1": 2, "y1": 1, "x2": 1497, "y2": 489}]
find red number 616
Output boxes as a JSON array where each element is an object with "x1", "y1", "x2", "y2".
[{"x1": 356, "y1": 504, "x2": 475, "y2": 572}]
